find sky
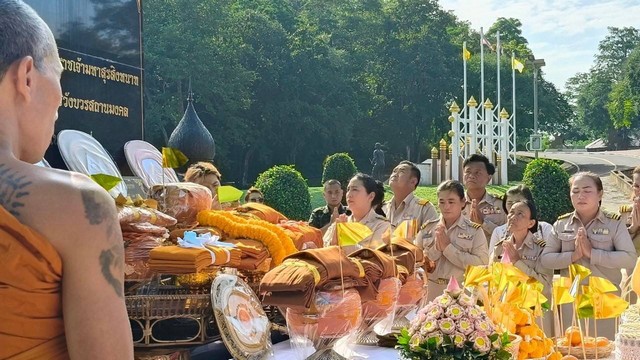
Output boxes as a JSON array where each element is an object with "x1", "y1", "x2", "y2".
[{"x1": 439, "y1": 0, "x2": 640, "y2": 92}]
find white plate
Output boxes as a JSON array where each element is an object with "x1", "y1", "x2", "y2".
[
  {"x1": 57, "y1": 129, "x2": 127, "y2": 197},
  {"x1": 124, "y1": 140, "x2": 179, "y2": 191}
]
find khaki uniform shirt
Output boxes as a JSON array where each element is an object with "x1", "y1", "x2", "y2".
[
  {"x1": 323, "y1": 208, "x2": 391, "y2": 251},
  {"x1": 383, "y1": 193, "x2": 438, "y2": 230},
  {"x1": 490, "y1": 231, "x2": 553, "y2": 297},
  {"x1": 540, "y1": 210, "x2": 637, "y2": 286},
  {"x1": 417, "y1": 216, "x2": 488, "y2": 283},
  {"x1": 619, "y1": 204, "x2": 640, "y2": 252},
  {"x1": 461, "y1": 192, "x2": 507, "y2": 239}
]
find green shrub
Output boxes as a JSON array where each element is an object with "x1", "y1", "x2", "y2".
[
  {"x1": 522, "y1": 158, "x2": 573, "y2": 224},
  {"x1": 255, "y1": 165, "x2": 311, "y2": 220},
  {"x1": 321, "y1": 152, "x2": 357, "y2": 189}
]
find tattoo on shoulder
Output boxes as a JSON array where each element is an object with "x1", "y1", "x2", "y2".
[
  {"x1": 99, "y1": 244, "x2": 124, "y2": 298},
  {"x1": 81, "y1": 189, "x2": 111, "y2": 225},
  {"x1": 0, "y1": 164, "x2": 32, "y2": 218}
]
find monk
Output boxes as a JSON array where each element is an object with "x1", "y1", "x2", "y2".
[{"x1": 0, "y1": 1, "x2": 133, "y2": 359}]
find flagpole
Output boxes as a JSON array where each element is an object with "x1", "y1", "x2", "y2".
[
  {"x1": 480, "y1": 27, "x2": 485, "y2": 108},
  {"x1": 496, "y1": 31, "x2": 501, "y2": 136},
  {"x1": 463, "y1": 41, "x2": 468, "y2": 157},
  {"x1": 512, "y1": 52, "x2": 517, "y2": 159},
  {"x1": 463, "y1": 41, "x2": 468, "y2": 122}
]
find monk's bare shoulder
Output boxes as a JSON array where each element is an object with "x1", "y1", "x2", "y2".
[{"x1": 19, "y1": 165, "x2": 125, "y2": 298}]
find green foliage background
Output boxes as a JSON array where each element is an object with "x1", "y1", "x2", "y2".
[
  {"x1": 254, "y1": 165, "x2": 311, "y2": 220},
  {"x1": 522, "y1": 159, "x2": 573, "y2": 224},
  {"x1": 142, "y1": 1, "x2": 576, "y2": 186},
  {"x1": 321, "y1": 153, "x2": 357, "y2": 189}
]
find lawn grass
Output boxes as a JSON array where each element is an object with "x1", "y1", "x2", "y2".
[{"x1": 308, "y1": 182, "x2": 520, "y2": 209}]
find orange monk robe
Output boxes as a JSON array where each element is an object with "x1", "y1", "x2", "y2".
[{"x1": 0, "y1": 206, "x2": 69, "y2": 360}]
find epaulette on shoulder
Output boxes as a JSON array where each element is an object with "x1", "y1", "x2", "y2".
[
  {"x1": 535, "y1": 238, "x2": 546, "y2": 247},
  {"x1": 470, "y1": 221, "x2": 482, "y2": 230},
  {"x1": 420, "y1": 218, "x2": 439, "y2": 230},
  {"x1": 417, "y1": 198, "x2": 430, "y2": 206},
  {"x1": 557, "y1": 212, "x2": 572, "y2": 220},
  {"x1": 620, "y1": 204, "x2": 633, "y2": 213},
  {"x1": 376, "y1": 214, "x2": 388, "y2": 221},
  {"x1": 489, "y1": 193, "x2": 504, "y2": 201},
  {"x1": 604, "y1": 210, "x2": 621, "y2": 221}
]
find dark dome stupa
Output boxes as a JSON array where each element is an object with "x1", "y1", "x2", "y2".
[{"x1": 167, "y1": 85, "x2": 215, "y2": 168}]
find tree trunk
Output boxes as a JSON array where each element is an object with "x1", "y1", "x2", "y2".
[{"x1": 242, "y1": 148, "x2": 254, "y2": 188}]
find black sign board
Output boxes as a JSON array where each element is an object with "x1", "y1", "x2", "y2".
[{"x1": 25, "y1": 0, "x2": 144, "y2": 174}]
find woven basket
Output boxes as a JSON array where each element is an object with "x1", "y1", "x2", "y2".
[
  {"x1": 556, "y1": 341, "x2": 614, "y2": 359},
  {"x1": 505, "y1": 334, "x2": 522, "y2": 359}
]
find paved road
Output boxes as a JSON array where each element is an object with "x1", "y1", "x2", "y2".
[
  {"x1": 518, "y1": 151, "x2": 640, "y2": 176},
  {"x1": 518, "y1": 150, "x2": 640, "y2": 210}
]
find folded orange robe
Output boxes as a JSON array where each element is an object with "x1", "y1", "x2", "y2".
[{"x1": 0, "y1": 206, "x2": 69, "y2": 359}]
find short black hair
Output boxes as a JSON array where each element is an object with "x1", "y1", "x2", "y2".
[
  {"x1": 437, "y1": 180, "x2": 465, "y2": 200},
  {"x1": 502, "y1": 184, "x2": 535, "y2": 213},
  {"x1": 398, "y1": 160, "x2": 420, "y2": 189},
  {"x1": 462, "y1": 154, "x2": 495, "y2": 175},
  {"x1": 323, "y1": 179, "x2": 341, "y2": 188}
]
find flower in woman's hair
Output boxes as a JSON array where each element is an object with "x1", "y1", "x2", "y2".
[
  {"x1": 445, "y1": 304, "x2": 464, "y2": 320},
  {"x1": 452, "y1": 332, "x2": 466, "y2": 348},
  {"x1": 438, "y1": 318, "x2": 456, "y2": 334},
  {"x1": 420, "y1": 319, "x2": 438, "y2": 334},
  {"x1": 457, "y1": 317, "x2": 474, "y2": 335},
  {"x1": 437, "y1": 293, "x2": 453, "y2": 308},
  {"x1": 471, "y1": 333, "x2": 491, "y2": 353}
]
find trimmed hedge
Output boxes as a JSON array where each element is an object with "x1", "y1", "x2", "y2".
[
  {"x1": 321, "y1": 152, "x2": 357, "y2": 189},
  {"x1": 522, "y1": 158, "x2": 573, "y2": 224},
  {"x1": 254, "y1": 165, "x2": 311, "y2": 221}
]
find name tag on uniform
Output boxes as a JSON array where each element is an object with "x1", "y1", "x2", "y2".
[
  {"x1": 562, "y1": 229, "x2": 574, "y2": 234},
  {"x1": 424, "y1": 233, "x2": 433, "y2": 238},
  {"x1": 592, "y1": 228, "x2": 609, "y2": 235},
  {"x1": 481, "y1": 208, "x2": 493, "y2": 215},
  {"x1": 458, "y1": 233, "x2": 472, "y2": 240},
  {"x1": 522, "y1": 255, "x2": 538, "y2": 261}
]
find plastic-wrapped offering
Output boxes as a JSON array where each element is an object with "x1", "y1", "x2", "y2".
[
  {"x1": 211, "y1": 274, "x2": 272, "y2": 360},
  {"x1": 149, "y1": 182, "x2": 212, "y2": 228},
  {"x1": 357, "y1": 277, "x2": 401, "y2": 345},
  {"x1": 286, "y1": 289, "x2": 362, "y2": 359}
]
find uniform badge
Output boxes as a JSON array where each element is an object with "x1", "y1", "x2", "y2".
[
  {"x1": 562, "y1": 229, "x2": 574, "y2": 234},
  {"x1": 481, "y1": 208, "x2": 494, "y2": 215},
  {"x1": 592, "y1": 228, "x2": 609, "y2": 235},
  {"x1": 522, "y1": 255, "x2": 538, "y2": 261},
  {"x1": 458, "y1": 233, "x2": 472, "y2": 240}
]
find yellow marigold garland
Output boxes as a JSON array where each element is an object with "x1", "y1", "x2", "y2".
[{"x1": 197, "y1": 210, "x2": 296, "y2": 266}]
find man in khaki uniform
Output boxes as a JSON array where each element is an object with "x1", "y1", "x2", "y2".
[
  {"x1": 416, "y1": 216, "x2": 488, "y2": 301},
  {"x1": 383, "y1": 161, "x2": 438, "y2": 231},
  {"x1": 461, "y1": 154, "x2": 506, "y2": 239}
]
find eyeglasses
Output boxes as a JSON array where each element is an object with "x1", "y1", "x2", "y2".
[{"x1": 249, "y1": 198, "x2": 264, "y2": 203}]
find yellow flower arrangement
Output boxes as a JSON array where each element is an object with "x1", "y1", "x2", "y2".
[{"x1": 197, "y1": 210, "x2": 296, "y2": 266}]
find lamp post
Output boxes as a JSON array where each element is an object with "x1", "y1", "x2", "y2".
[{"x1": 531, "y1": 58, "x2": 545, "y2": 158}]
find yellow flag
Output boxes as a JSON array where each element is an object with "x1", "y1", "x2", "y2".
[
  {"x1": 336, "y1": 222, "x2": 372, "y2": 247},
  {"x1": 392, "y1": 219, "x2": 418, "y2": 240},
  {"x1": 593, "y1": 293, "x2": 629, "y2": 319},
  {"x1": 553, "y1": 277, "x2": 574, "y2": 305},
  {"x1": 631, "y1": 257, "x2": 640, "y2": 297},
  {"x1": 463, "y1": 47, "x2": 471, "y2": 61},
  {"x1": 569, "y1": 263, "x2": 591, "y2": 280},
  {"x1": 512, "y1": 58, "x2": 524, "y2": 73},
  {"x1": 589, "y1": 276, "x2": 618, "y2": 293},
  {"x1": 463, "y1": 265, "x2": 492, "y2": 288},
  {"x1": 217, "y1": 185, "x2": 244, "y2": 203},
  {"x1": 162, "y1": 147, "x2": 189, "y2": 168},
  {"x1": 90, "y1": 173, "x2": 122, "y2": 191}
]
